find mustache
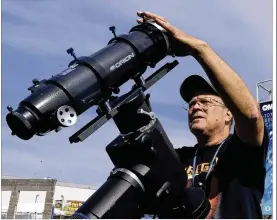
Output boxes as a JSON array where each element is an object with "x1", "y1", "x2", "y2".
[{"x1": 189, "y1": 111, "x2": 206, "y2": 122}]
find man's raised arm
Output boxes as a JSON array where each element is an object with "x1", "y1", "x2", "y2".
[{"x1": 137, "y1": 11, "x2": 264, "y2": 147}]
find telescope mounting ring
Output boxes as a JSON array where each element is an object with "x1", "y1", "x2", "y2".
[{"x1": 56, "y1": 105, "x2": 77, "y2": 127}]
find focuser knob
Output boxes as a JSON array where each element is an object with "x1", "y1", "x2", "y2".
[
  {"x1": 66, "y1": 47, "x2": 77, "y2": 60},
  {"x1": 109, "y1": 26, "x2": 117, "y2": 37},
  {"x1": 7, "y1": 105, "x2": 13, "y2": 112},
  {"x1": 56, "y1": 105, "x2": 77, "y2": 127},
  {"x1": 32, "y1": 78, "x2": 40, "y2": 85}
]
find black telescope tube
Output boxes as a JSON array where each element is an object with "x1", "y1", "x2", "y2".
[
  {"x1": 71, "y1": 166, "x2": 147, "y2": 219},
  {"x1": 6, "y1": 22, "x2": 170, "y2": 140}
]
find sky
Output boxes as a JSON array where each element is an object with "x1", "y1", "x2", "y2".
[{"x1": 1, "y1": 0, "x2": 273, "y2": 186}]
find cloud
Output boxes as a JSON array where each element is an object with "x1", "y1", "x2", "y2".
[
  {"x1": 217, "y1": 0, "x2": 272, "y2": 40},
  {"x1": 2, "y1": 1, "x2": 114, "y2": 56},
  {"x1": 2, "y1": 1, "x2": 272, "y2": 58}
]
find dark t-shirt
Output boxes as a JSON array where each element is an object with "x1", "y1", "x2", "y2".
[{"x1": 175, "y1": 128, "x2": 268, "y2": 219}]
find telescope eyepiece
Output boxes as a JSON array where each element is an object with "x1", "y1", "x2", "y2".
[{"x1": 6, "y1": 107, "x2": 37, "y2": 140}]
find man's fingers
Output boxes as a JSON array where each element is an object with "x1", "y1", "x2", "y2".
[
  {"x1": 151, "y1": 17, "x2": 177, "y2": 35},
  {"x1": 137, "y1": 11, "x2": 144, "y2": 17},
  {"x1": 137, "y1": 11, "x2": 168, "y2": 23},
  {"x1": 137, "y1": 11, "x2": 176, "y2": 35},
  {"x1": 137, "y1": 18, "x2": 143, "y2": 24}
]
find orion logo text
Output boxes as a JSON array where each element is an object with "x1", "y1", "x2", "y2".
[{"x1": 110, "y1": 53, "x2": 135, "y2": 71}]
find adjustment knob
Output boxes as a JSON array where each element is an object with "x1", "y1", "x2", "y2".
[
  {"x1": 32, "y1": 78, "x2": 40, "y2": 85},
  {"x1": 66, "y1": 47, "x2": 77, "y2": 60},
  {"x1": 7, "y1": 106, "x2": 13, "y2": 112},
  {"x1": 56, "y1": 105, "x2": 77, "y2": 127},
  {"x1": 109, "y1": 26, "x2": 117, "y2": 37}
]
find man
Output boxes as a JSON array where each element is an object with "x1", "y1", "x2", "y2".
[{"x1": 137, "y1": 11, "x2": 268, "y2": 218}]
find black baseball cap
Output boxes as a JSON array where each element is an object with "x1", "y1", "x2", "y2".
[{"x1": 180, "y1": 75, "x2": 218, "y2": 103}]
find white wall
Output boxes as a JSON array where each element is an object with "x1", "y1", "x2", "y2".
[
  {"x1": 54, "y1": 186, "x2": 96, "y2": 202},
  {"x1": 1, "y1": 191, "x2": 47, "y2": 213},
  {"x1": 17, "y1": 191, "x2": 46, "y2": 213},
  {"x1": 1, "y1": 191, "x2": 12, "y2": 212},
  {"x1": 18, "y1": 191, "x2": 46, "y2": 203}
]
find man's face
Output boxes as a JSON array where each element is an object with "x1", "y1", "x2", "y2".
[{"x1": 188, "y1": 94, "x2": 229, "y2": 135}]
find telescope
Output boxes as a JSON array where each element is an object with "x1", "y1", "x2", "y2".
[{"x1": 6, "y1": 19, "x2": 210, "y2": 218}]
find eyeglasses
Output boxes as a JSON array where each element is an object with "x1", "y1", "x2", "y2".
[{"x1": 183, "y1": 97, "x2": 225, "y2": 111}]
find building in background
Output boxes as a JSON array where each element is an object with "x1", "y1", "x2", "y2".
[{"x1": 1, "y1": 176, "x2": 98, "y2": 219}]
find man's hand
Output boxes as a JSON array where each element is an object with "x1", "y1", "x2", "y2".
[
  {"x1": 137, "y1": 11, "x2": 265, "y2": 147},
  {"x1": 137, "y1": 11, "x2": 207, "y2": 57}
]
